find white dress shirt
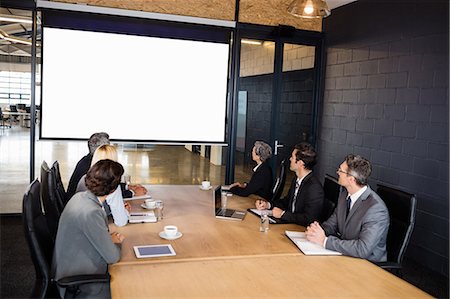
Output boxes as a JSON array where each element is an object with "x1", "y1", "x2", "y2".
[{"x1": 105, "y1": 186, "x2": 129, "y2": 227}]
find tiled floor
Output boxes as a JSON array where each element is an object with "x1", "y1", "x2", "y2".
[{"x1": 0, "y1": 125, "x2": 254, "y2": 213}]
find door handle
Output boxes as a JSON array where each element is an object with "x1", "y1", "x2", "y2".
[{"x1": 274, "y1": 140, "x2": 284, "y2": 155}]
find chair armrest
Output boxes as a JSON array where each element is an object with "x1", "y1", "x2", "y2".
[
  {"x1": 56, "y1": 273, "x2": 110, "y2": 287},
  {"x1": 373, "y1": 261, "x2": 402, "y2": 270}
]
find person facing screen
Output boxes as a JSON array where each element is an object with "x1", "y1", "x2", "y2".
[
  {"x1": 229, "y1": 141, "x2": 273, "y2": 201},
  {"x1": 53, "y1": 159, "x2": 125, "y2": 299}
]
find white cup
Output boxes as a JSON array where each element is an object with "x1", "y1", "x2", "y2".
[
  {"x1": 144, "y1": 199, "x2": 156, "y2": 209},
  {"x1": 201, "y1": 181, "x2": 211, "y2": 189},
  {"x1": 164, "y1": 225, "x2": 178, "y2": 237}
]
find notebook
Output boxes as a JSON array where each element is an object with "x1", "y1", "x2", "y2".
[
  {"x1": 247, "y1": 208, "x2": 282, "y2": 224},
  {"x1": 285, "y1": 230, "x2": 342, "y2": 256},
  {"x1": 213, "y1": 186, "x2": 246, "y2": 221}
]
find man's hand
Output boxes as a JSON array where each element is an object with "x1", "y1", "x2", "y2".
[
  {"x1": 255, "y1": 199, "x2": 269, "y2": 210},
  {"x1": 129, "y1": 184, "x2": 147, "y2": 196},
  {"x1": 272, "y1": 207, "x2": 284, "y2": 218},
  {"x1": 305, "y1": 221, "x2": 326, "y2": 246},
  {"x1": 111, "y1": 232, "x2": 125, "y2": 244},
  {"x1": 230, "y1": 182, "x2": 246, "y2": 188}
]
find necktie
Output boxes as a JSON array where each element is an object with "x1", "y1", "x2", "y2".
[
  {"x1": 292, "y1": 180, "x2": 300, "y2": 213},
  {"x1": 346, "y1": 196, "x2": 351, "y2": 218}
]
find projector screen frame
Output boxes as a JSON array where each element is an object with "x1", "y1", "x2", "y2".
[{"x1": 39, "y1": 9, "x2": 233, "y2": 145}]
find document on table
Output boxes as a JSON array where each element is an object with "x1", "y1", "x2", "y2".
[
  {"x1": 248, "y1": 208, "x2": 277, "y2": 223},
  {"x1": 285, "y1": 230, "x2": 342, "y2": 256},
  {"x1": 127, "y1": 193, "x2": 152, "y2": 200},
  {"x1": 129, "y1": 211, "x2": 157, "y2": 223}
]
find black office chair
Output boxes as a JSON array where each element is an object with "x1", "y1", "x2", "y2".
[
  {"x1": 40, "y1": 161, "x2": 61, "y2": 241},
  {"x1": 271, "y1": 158, "x2": 287, "y2": 202},
  {"x1": 23, "y1": 179, "x2": 110, "y2": 299},
  {"x1": 320, "y1": 174, "x2": 341, "y2": 222},
  {"x1": 323, "y1": 174, "x2": 341, "y2": 206},
  {"x1": 375, "y1": 184, "x2": 417, "y2": 276},
  {"x1": 51, "y1": 161, "x2": 67, "y2": 211}
]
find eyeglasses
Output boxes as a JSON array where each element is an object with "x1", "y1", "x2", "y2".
[{"x1": 336, "y1": 168, "x2": 350, "y2": 175}]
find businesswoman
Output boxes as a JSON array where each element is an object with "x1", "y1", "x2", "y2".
[{"x1": 229, "y1": 141, "x2": 273, "y2": 200}]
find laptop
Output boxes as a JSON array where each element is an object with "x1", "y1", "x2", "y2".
[{"x1": 213, "y1": 186, "x2": 246, "y2": 221}]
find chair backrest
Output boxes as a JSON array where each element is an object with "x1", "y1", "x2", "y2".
[
  {"x1": 51, "y1": 161, "x2": 67, "y2": 211},
  {"x1": 377, "y1": 184, "x2": 417, "y2": 265},
  {"x1": 40, "y1": 161, "x2": 60, "y2": 241},
  {"x1": 22, "y1": 179, "x2": 54, "y2": 299},
  {"x1": 324, "y1": 174, "x2": 341, "y2": 206},
  {"x1": 17, "y1": 103, "x2": 26, "y2": 110},
  {"x1": 320, "y1": 198, "x2": 336, "y2": 222},
  {"x1": 271, "y1": 159, "x2": 287, "y2": 202},
  {"x1": 9, "y1": 104, "x2": 17, "y2": 112}
]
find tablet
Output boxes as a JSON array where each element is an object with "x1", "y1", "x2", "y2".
[{"x1": 133, "y1": 244, "x2": 176, "y2": 258}]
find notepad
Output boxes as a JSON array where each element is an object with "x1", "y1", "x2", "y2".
[
  {"x1": 127, "y1": 193, "x2": 152, "y2": 200},
  {"x1": 285, "y1": 230, "x2": 342, "y2": 256}
]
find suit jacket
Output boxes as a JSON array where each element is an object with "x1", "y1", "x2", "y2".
[
  {"x1": 53, "y1": 190, "x2": 121, "y2": 299},
  {"x1": 66, "y1": 153, "x2": 92, "y2": 201},
  {"x1": 322, "y1": 186, "x2": 389, "y2": 262},
  {"x1": 273, "y1": 172, "x2": 324, "y2": 226},
  {"x1": 230, "y1": 162, "x2": 273, "y2": 200}
]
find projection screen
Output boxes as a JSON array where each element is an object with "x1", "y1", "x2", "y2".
[{"x1": 41, "y1": 27, "x2": 230, "y2": 143}]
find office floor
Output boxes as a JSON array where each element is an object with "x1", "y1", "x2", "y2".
[{"x1": 0, "y1": 124, "x2": 254, "y2": 213}]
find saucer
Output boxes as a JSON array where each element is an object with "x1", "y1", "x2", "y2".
[
  {"x1": 159, "y1": 231, "x2": 182, "y2": 240},
  {"x1": 199, "y1": 185, "x2": 212, "y2": 191},
  {"x1": 141, "y1": 203, "x2": 155, "y2": 210}
]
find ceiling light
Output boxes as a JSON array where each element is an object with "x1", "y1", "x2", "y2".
[
  {"x1": 0, "y1": 29, "x2": 32, "y2": 45},
  {"x1": 0, "y1": 14, "x2": 33, "y2": 24},
  {"x1": 241, "y1": 39, "x2": 262, "y2": 45},
  {"x1": 287, "y1": 0, "x2": 331, "y2": 19}
]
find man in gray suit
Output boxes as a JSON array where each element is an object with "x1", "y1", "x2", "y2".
[
  {"x1": 306, "y1": 154, "x2": 389, "y2": 262},
  {"x1": 53, "y1": 159, "x2": 125, "y2": 299}
]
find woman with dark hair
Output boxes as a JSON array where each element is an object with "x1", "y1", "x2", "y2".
[
  {"x1": 229, "y1": 141, "x2": 273, "y2": 200},
  {"x1": 53, "y1": 159, "x2": 125, "y2": 299}
]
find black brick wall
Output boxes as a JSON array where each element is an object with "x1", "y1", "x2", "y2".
[{"x1": 318, "y1": 0, "x2": 449, "y2": 276}]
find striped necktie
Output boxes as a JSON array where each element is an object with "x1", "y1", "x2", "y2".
[{"x1": 291, "y1": 180, "x2": 300, "y2": 213}]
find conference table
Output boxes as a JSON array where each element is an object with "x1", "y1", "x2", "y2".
[{"x1": 109, "y1": 185, "x2": 431, "y2": 298}]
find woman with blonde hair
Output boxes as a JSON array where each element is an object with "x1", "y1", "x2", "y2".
[{"x1": 76, "y1": 144, "x2": 147, "y2": 226}]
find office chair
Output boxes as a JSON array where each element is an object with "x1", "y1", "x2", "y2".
[
  {"x1": 271, "y1": 159, "x2": 287, "y2": 202},
  {"x1": 375, "y1": 184, "x2": 417, "y2": 276},
  {"x1": 0, "y1": 107, "x2": 11, "y2": 129},
  {"x1": 51, "y1": 161, "x2": 67, "y2": 211},
  {"x1": 323, "y1": 174, "x2": 341, "y2": 206},
  {"x1": 40, "y1": 161, "x2": 61, "y2": 241},
  {"x1": 23, "y1": 179, "x2": 110, "y2": 299}
]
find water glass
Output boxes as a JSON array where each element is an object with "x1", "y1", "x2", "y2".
[
  {"x1": 260, "y1": 211, "x2": 269, "y2": 232},
  {"x1": 155, "y1": 200, "x2": 164, "y2": 221},
  {"x1": 221, "y1": 192, "x2": 227, "y2": 209}
]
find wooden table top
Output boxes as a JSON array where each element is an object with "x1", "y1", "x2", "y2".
[
  {"x1": 109, "y1": 185, "x2": 431, "y2": 298},
  {"x1": 110, "y1": 185, "x2": 302, "y2": 265},
  {"x1": 110, "y1": 254, "x2": 431, "y2": 298}
]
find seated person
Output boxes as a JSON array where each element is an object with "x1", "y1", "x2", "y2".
[
  {"x1": 229, "y1": 141, "x2": 273, "y2": 200},
  {"x1": 255, "y1": 142, "x2": 324, "y2": 226},
  {"x1": 305, "y1": 154, "x2": 389, "y2": 262},
  {"x1": 53, "y1": 159, "x2": 125, "y2": 299},
  {"x1": 76, "y1": 144, "x2": 147, "y2": 227},
  {"x1": 66, "y1": 132, "x2": 110, "y2": 201}
]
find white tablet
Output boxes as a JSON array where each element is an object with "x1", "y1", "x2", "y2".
[{"x1": 133, "y1": 244, "x2": 176, "y2": 258}]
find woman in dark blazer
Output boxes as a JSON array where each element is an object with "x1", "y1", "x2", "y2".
[{"x1": 229, "y1": 141, "x2": 273, "y2": 200}]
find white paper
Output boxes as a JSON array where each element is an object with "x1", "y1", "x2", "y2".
[{"x1": 285, "y1": 230, "x2": 342, "y2": 256}]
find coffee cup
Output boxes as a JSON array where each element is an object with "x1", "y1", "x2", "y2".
[
  {"x1": 164, "y1": 225, "x2": 178, "y2": 237},
  {"x1": 201, "y1": 181, "x2": 211, "y2": 189},
  {"x1": 144, "y1": 199, "x2": 156, "y2": 209}
]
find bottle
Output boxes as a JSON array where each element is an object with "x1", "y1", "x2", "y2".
[{"x1": 260, "y1": 211, "x2": 269, "y2": 232}]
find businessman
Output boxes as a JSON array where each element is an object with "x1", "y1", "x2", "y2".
[
  {"x1": 306, "y1": 154, "x2": 389, "y2": 262},
  {"x1": 255, "y1": 142, "x2": 324, "y2": 226}
]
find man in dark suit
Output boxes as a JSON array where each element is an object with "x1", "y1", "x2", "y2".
[
  {"x1": 306, "y1": 154, "x2": 389, "y2": 262},
  {"x1": 66, "y1": 132, "x2": 110, "y2": 200},
  {"x1": 255, "y1": 142, "x2": 324, "y2": 226}
]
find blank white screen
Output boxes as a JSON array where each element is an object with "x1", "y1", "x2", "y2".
[{"x1": 41, "y1": 27, "x2": 229, "y2": 143}]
